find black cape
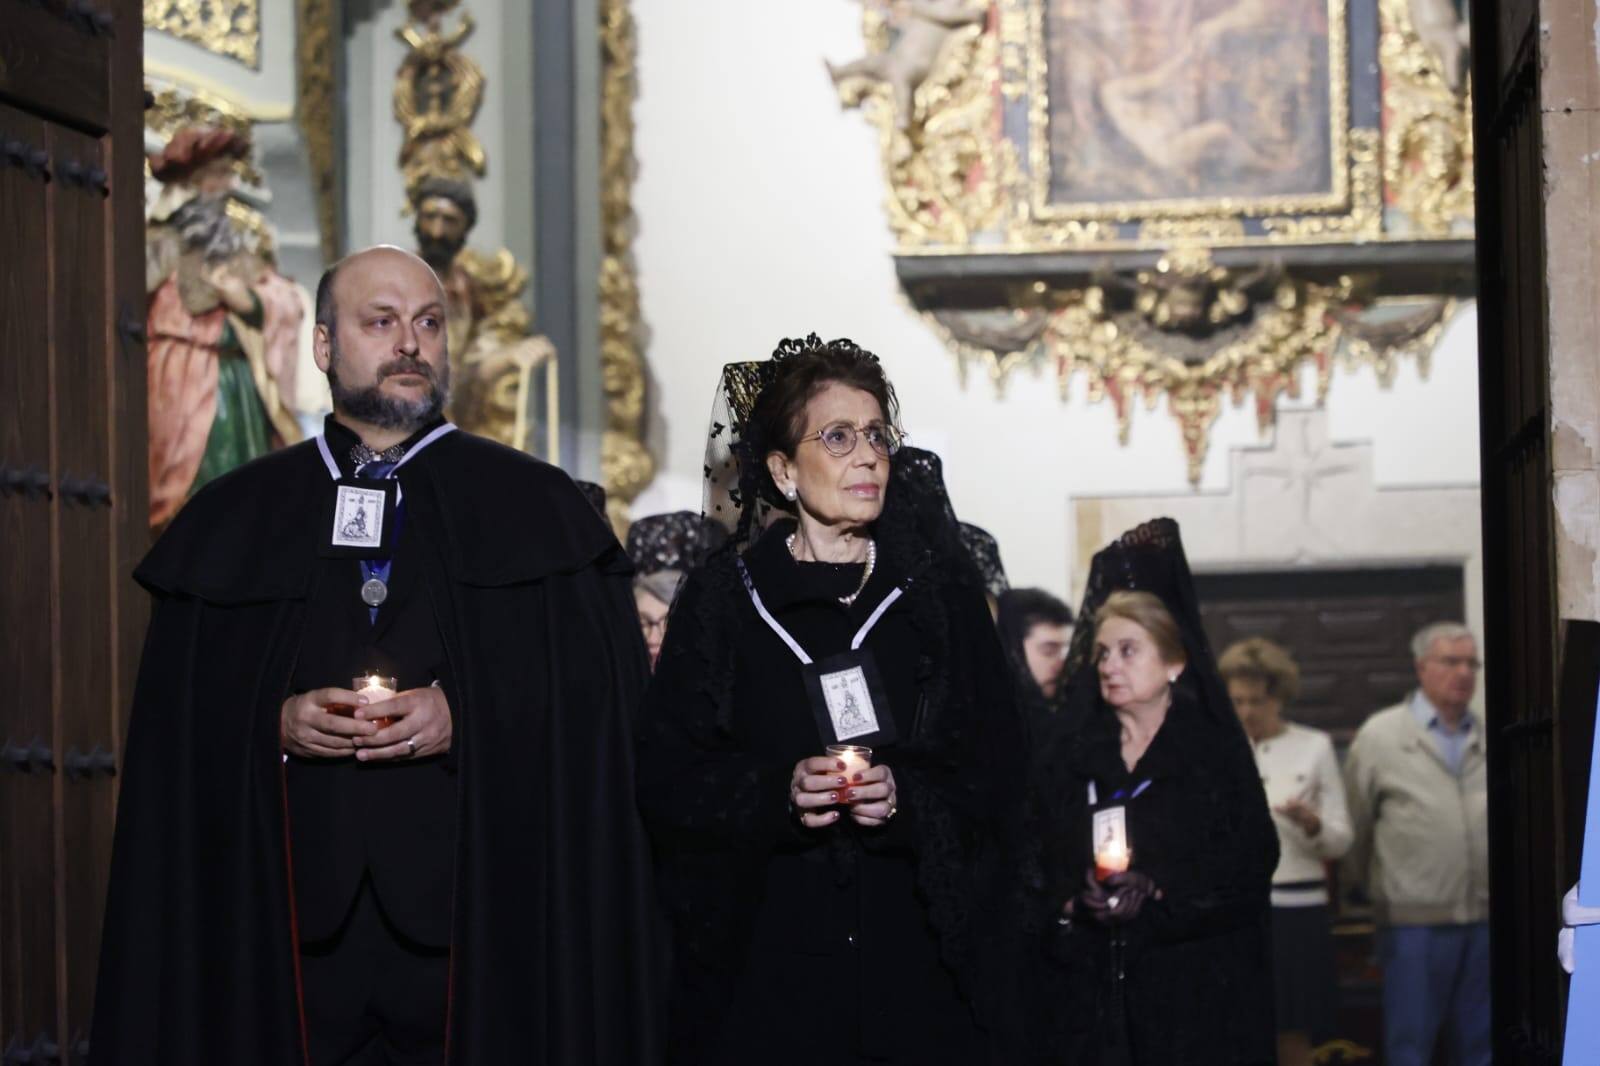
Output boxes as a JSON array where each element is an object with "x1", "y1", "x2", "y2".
[{"x1": 91, "y1": 429, "x2": 662, "y2": 1064}]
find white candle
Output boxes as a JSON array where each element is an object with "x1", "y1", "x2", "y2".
[
  {"x1": 355, "y1": 674, "x2": 397, "y2": 702},
  {"x1": 1095, "y1": 840, "x2": 1131, "y2": 880},
  {"x1": 825, "y1": 743, "x2": 873, "y2": 779},
  {"x1": 353, "y1": 674, "x2": 398, "y2": 728}
]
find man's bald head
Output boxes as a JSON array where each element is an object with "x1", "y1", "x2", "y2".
[
  {"x1": 312, "y1": 244, "x2": 451, "y2": 433},
  {"x1": 314, "y1": 245, "x2": 444, "y2": 337}
]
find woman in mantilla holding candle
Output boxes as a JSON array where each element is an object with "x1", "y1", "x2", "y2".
[
  {"x1": 636, "y1": 335, "x2": 1020, "y2": 1065},
  {"x1": 1015, "y1": 519, "x2": 1278, "y2": 1065}
]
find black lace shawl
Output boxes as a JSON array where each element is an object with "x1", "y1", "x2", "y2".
[
  {"x1": 625, "y1": 510, "x2": 728, "y2": 576},
  {"x1": 959, "y1": 521, "x2": 1009, "y2": 601},
  {"x1": 1000, "y1": 519, "x2": 1278, "y2": 1062},
  {"x1": 640, "y1": 408, "x2": 1019, "y2": 1049}
]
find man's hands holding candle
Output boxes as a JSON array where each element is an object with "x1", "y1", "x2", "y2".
[
  {"x1": 352, "y1": 684, "x2": 452, "y2": 761},
  {"x1": 788, "y1": 755, "x2": 898, "y2": 828},
  {"x1": 280, "y1": 684, "x2": 452, "y2": 761},
  {"x1": 281, "y1": 687, "x2": 379, "y2": 758}
]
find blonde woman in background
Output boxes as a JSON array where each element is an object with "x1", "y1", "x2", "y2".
[{"x1": 1220, "y1": 637, "x2": 1353, "y2": 1066}]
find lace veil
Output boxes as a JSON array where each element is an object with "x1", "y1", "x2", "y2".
[
  {"x1": 699, "y1": 334, "x2": 981, "y2": 590},
  {"x1": 1063, "y1": 517, "x2": 1242, "y2": 733}
]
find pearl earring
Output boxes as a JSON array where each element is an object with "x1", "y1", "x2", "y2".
[
  {"x1": 785, "y1": 487, "x2": 797, "y2": 501},
  {"x1": 1168, "y1": 674, "x2": 1178, "y2": 684}
]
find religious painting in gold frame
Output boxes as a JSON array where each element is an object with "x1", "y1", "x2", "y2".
[
  {"x1": 830, "y1": 0, "x2": 1474, "y2": 486},
  {"x1": 832, "y1": 0, "x2": 1470, "y2": 252},
  {"x1": 1030, "y1": 0, "x2": 1348, "y2": 223}
]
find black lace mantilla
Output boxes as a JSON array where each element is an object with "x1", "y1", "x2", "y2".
[
  {"x1": 959, "y1": 522, "x2": 1008, "y2": 600},
  {"x1": 1064, "y1": 518, "x2": 1216, "y2": 695},
  {"x1": 659, "y1": 337, "x2": 1014, "y2": 1024},
  {"x1": 625, "y1": 510, "x2": 728, "y2": 577}
]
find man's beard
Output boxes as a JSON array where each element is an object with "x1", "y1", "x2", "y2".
[
  {"x1": 327, "y1": 333, "x2": 451, "y2": 432},
  {"x1": 415, "y1": 231, "x2": 463, "y2": 274},
  {"x1": 171, "y1": 194, "x2": 244, "y2": 263}
]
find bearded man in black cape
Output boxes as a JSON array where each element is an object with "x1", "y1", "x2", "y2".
[{"x1": 92, "y1": 245, "x2": 661, "y2": 1064}]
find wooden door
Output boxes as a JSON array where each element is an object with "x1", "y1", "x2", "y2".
[
  {"x1": 0, "y1": 0, "x2": 147, "y2": 1060},
  {"x1": 1467, "y1": 0, "x2": 1565, "y2": 1055}
]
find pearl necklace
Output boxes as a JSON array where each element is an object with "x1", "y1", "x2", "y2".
[{"x1": 787, "y1": 533, "x2": 877, "y2": 607}]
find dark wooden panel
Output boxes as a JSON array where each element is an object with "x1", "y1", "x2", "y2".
[
  {"x1": 0, "y1": 3, "x2": 113, "y2": 135},
  {"x1": 0, "y1": 100, "x2": 61, "y2": 1056},
  {"x1": 1196, "y1": 566, "x2": 1467, "y2": 746},
  {"x1": 0, "y1": 0, "x2": 143, "y2": 1055},
  {"x1": 48, "y1": 121, "x2": 118, "y2": 1055},
  {"x1": 106, "y1": 0, "x2": 150, "y2": 773},
  {"x1": 1469, "y1": 0, "x2": 1561, "y2": 1039}
]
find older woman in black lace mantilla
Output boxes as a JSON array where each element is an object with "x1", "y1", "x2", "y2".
[
  {"x1": 1015, "y1": 520, "x2": 1278, "y2": 1065},
  {"x1": 636, "y1": 336, "x2": 1020, "y2": 1065}
]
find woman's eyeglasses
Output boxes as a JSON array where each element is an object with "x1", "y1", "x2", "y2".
[{"x1": 800, "y1": 420, "x2": 904, "y2": 458}]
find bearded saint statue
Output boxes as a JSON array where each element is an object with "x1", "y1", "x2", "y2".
[
  {"x1": 145, "y1": 125, "x2": 306, "y2": 528},
  {"x1": 410, "y1": 176, "x2": 556, "y2": 454}
]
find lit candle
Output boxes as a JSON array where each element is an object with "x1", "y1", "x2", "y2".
[
  {"x1": 825, "y1": 744, "x2": 872, "y2": 804},
  {"x1": 1094, "y1": 840, "x2": 1131, "y2": 882},
  {"x1": 353, "y1": 674, "x2": 398, "y2": 730}
]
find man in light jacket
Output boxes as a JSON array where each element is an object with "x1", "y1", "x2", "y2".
[{"x1": 1345, "y1": 621, "x2": 1489, "y2": 1066}]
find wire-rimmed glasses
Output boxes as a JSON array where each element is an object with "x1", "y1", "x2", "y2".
[{"x1": 799, "y1": 420, "x2": 905, "y2": 458}]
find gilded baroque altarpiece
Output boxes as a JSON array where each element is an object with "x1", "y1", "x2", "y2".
[
  {"x1": 830, "y1": 0, "x2": 1474, "y2": 482},
  {"x1": 145, "y1": 0, "x2": 261, "y2": 68}
]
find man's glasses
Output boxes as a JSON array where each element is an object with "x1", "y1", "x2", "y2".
[{"x1": 799, "y1": 420, "x2": 904, "y2": 459}]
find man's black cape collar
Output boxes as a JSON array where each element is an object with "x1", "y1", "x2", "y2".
[
  {"x1": 321, "y1": 413, "x2": 445, "y2": 478},
  {"x1": 135, "y1": 425, "x2": 622, "y2": 604}
]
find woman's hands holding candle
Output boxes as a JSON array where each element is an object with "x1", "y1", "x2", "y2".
[
  {"x1": 281, "y1": 688, "x2": 379, "y2": 758},
  {"x1": 353, "y1": 685, "x2": 453, "y2": 761},
  {"x1": 1075, "y1": 867, "x2": 1162, "y2": 926},
  {"x1": 844, "y1": 764, "x2": 898, "y2": 827},
  {"x1": 790, "y1": 756, "x2": 850, "y2": 828}
]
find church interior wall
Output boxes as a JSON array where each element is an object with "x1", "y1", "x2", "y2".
[{"x1": 631, "y1": 0, "x2": 1483, "y2": 607}]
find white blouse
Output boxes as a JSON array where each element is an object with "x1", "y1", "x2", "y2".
[{"x1": 1251, "y1": 722, "x2": 1353, "y2": 907}]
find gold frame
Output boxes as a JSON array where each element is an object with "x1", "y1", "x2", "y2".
[
  {"x1": 832, "y1": 0, "x2": 1471, "y2": 484},
  {"x1": 599, "y1": 0, "x2": 655, "y2": 530},
  {"x1": 1020, "y1": 0, "x2": 1352, "y2": 224},
  {"x1": 144, "y1": 0, "x2": 262, "y2": 69},
  {"x1": 836, "y1": 0, "x2": 1465, "y2": 254},
  {"x1": 296, "y1": 0, "x2": 341, "y2": 262},
  {"x1": 1377, "y1": 0, "x2": 1474, "y2": 236}
]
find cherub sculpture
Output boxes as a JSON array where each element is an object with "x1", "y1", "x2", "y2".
[
  {"x1": 1409, "y1": 0, "x2": 1470, "y2": 93},
  {"x1": 1093, "y1": 253, "x2": 1285, "y2": 336},
  {"x1": 826, "y1": 0, "x2": 987, "y2": 130}
]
